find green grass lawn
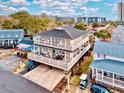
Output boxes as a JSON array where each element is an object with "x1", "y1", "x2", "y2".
[
  {"x1": 80, "y1": 53, "x2": 93, "y2": 73},
  {"x1": 71, "y1": 53, "x2": 93, "y2": 86}
]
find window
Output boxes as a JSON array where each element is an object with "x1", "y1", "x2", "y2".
[
  {"x1": 97, "y1": 69, "x2": 102, "y2": 75},
  {"x1": 114, "y1": 74, "x2": 124, "y2": 81},
  {"x1": 97, "y1": 54, "x2": 100, "y2": 58},
  {"x1": 104, "y1": 55, "x2": 106, "y2": 59},
  {"x1": 104, "y1": 72, "x2": 113, "y2": 78},
  {"x1": 52, "y1": 49, "x2": 65, "y2": 60}
]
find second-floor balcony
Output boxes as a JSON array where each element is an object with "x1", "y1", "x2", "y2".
[
  {"x1": 28, "y1": 44, "x2": 91, "y2": 71},
  {"x1": 34, "y1": 35, "x2": 89, "y2": 51}
]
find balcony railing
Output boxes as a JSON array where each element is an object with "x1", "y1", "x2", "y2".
[
  {"x1": 67, "y1": 44, "x2": 91, "y2": 70},
  {"x1": 28, "y1": 44, "x2": 91, "y2": 71},
  {"x1": 28, "y1": 52, "x2": 68, "y2": 70},
  {"x1": 96, "y1": 75, "x2": 124, "y2": 89},
  {"x1": 34, "y1": 37, "x2": 89, "y2": 51}
]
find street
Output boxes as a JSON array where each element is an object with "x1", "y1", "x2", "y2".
[{"x1": 0, "y1": 70, "x2": 51, "y2": 93}]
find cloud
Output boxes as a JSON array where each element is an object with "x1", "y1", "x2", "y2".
[
  {"x1": 0, "y1": 0, "x2": 103, "y2": 17},
  {"x1": 0, "y1": 4, "x2": 17, "y2": 12},
  {"x1": 106, "y1": 3, "x2": 117, "y2": 12},
  {"x1": 10, "y1": 0, "x2": 29, "y2": 5},
  {"x1": 18, "y1": 7, "x2": 28, "y2": 11},
  {"x1": 0, "y1": 3, "x2": 28, "y2": 15},
  {"x1": 80, "y1": 6, "x2": 100, "y2": 15}
]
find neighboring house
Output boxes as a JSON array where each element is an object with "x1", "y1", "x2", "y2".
[
  {"x1": 27, "y1": 26, "x2": 91, "y2": 92},
  {"x1": 18, "y1": 37, "x2": 33, "y2": 51},
  {"x1": 0, "y1": 29, "x2": 24, "y2": 48},
  {"x1": 112, "y1": 25, "x2": 124, "y2": 43},
  {"x1": 90, "y1": 40, "x2": 124, "y2": 90}
]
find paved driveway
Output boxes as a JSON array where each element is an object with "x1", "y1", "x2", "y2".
[
  {"x1": 75, "y1": 83, "x2": 91, "y2": 93},
  {"x1": 0, "y1": 70, "x2": 51, "y2": 93}
]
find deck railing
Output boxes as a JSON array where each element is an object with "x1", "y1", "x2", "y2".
[
  {"x1": 34, "y1": 37, "x2": 89, "y2": 51},
  {"x1": 28, "y1": 44, "x2": 91, "y2": 71},
  {"x1": 96, "y1": 75, "x2": 124, "y2": 89}
]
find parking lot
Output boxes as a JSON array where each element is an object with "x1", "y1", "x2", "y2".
[{"x1": 0, "y1": 55, "x2": 21, "y2": 71}]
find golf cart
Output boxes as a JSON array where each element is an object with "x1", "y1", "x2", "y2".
[{"x1": 80, "y1": 74, "x2": 88, "y2": 89}]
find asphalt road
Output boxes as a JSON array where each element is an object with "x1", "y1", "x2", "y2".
[{"x1": 0, "y1": 70, "x2": 51, "y2": 93}]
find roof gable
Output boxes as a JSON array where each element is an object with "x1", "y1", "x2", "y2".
[{"x1": 37, "y1": 26, "x2": 88, "y2": 39}]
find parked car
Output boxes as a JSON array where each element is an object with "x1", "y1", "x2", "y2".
[
  {"x1": 79, "y1": 74, "x2": 88, "y2": 89},
  {"x1": 27, "y1": 60, "x2": 38, "y2": 71},
  {"x1": 90, "y1": 83, "x2": 112, "y2": 93}
]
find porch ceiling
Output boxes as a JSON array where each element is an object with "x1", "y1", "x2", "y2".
[
  {"x1": 90, "y1": 59, "x2": 124, "y2": 75},
  {"x1": 23, "y1": 65, "x2": 65, "y2": 91}
]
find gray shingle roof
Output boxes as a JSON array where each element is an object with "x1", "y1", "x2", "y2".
[
  {"x1": 90, "y1": 59, "x2": 124, "y2": 75},
  {"x1": 37, "y1": 26, "x2": 88, "y2": 39},
  {"x1": 93, "y1": 40, "x2": 124, "y2": 58},
  {"x1": 0, "y1": 29, "x2": 24, "y2": 39}
]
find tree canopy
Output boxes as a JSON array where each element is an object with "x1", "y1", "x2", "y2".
[
  {"x1": 1, "y1": 11, "x2": 52, "y2": 36},
  {"x1": 94, "y1": 29, "x2": 111, "y2": 40},
  {"x1": 92, "y1": 22, "x2": 105, "y2": 28},
  {"x1": 74, "y1": 22, "x2": 88, "y2": 30}
]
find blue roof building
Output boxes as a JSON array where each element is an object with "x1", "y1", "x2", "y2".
[
  {"x1": 90, "y1": 40, "x2": 124, "y2": 90},
  {"x1": 18, "y1": 37, "x2": 33, "y2": 51},
  {"x1": 93, "y1": 40, "x2": 124, "y2": 58},
  {"x1": 0, "y1": 29, "x2": 24, "y2": 48}
]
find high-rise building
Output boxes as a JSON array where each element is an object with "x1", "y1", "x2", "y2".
[
  {"x1": 118, "y1": 2, "x2": 124, "y2": 21},
  {"x1": 76, "y1": 17, "x2": 106, "y2": 24}
]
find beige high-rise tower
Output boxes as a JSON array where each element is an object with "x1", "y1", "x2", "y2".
[{"x1": 118, "y1": 2, "x2": 124, "y2": 21}]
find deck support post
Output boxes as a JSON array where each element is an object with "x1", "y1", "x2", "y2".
[{"x1": 67, "y1": 76, "x2": 70, "y2": 90}]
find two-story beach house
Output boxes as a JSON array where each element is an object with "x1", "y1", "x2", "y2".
[
  {"x1": 90, "y1": 25, "x2": 124, "y2": 91},
  {"x1": 28, "y1": 26, "x2": 91, "y2": 71},
  {"x1": 0, "y1": 29, "x2": 24, "y2": 48},
  {"x1": 26, "y1": 26, "x2": 91, "y2": 92}
]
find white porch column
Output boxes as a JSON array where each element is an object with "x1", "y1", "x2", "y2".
[
  {"x1": 50, "y1": 48, "x2": 52, "y2": 58},
  {"x1": 64, "y1": 51, "x2": 66, "y2": 62},
  {"x1": 33, "y1": 45, "x2": 36, "y2": 53},
  {"x1": 64, "y1": 39, "x2": 66, "y2": 49},
  {"x1": 102, "y1": 70, "x2": 104, "y2": 81},
  {"x1": 113, "y1": 73, "x2": 114, "y2": 86},
  {"x1": 92, "y1": 68, "x2": 94, "y2": 78},
  {"x1": 38, "y1": 46, "x2": 40, "y2": 55},
  {"x1": 67, "y1": 76, "x2": 70, "y2": 90},
  {"x1": 96, "y1": 68, "x2": 98, "y2": 80},
  {"x1": 51, "y1": 37, "x2": 52, "y2": 46}
]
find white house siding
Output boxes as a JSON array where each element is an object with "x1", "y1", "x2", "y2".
[{"x1": 94, "y1": 54, "x2": 124, "y2": 62}]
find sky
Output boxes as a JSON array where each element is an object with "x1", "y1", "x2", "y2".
[{"x1": 0, "y1": 0, "x2": 123, "y2": 20}]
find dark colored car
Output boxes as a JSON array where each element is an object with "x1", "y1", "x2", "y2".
[{"x1": 90, "y1": 83, "x2": 112, "y2": 93}]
